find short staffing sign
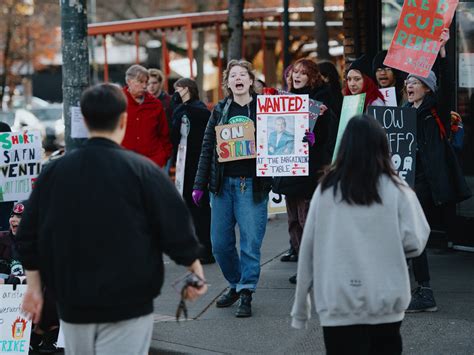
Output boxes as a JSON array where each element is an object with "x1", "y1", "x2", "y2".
[
  {"x1": 215, "y1": 121, "x2": 256, "y2": 162},
  {"x1": 384, "y1": 0, "x2": 459, "y2": 77},
  {"x1": 368, "y1": 106, "x2": 417, "y2": 187},
  {"x1": 0, "y1": 131, "x2": 42, "y2": 202},
  {"x1": 256, "y1": 95, "x2": 309, "y2": 177},
  {"x1": 0, "y1": 285, "x2": 32, "y2": 354}
]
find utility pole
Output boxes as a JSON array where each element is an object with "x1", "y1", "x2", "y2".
[
  {"x1": 61, "y1": 0, "x2": 90, "y2": 151},
  {"x1": 283, "y1": 0, "x2": 290, "y2": 70}
]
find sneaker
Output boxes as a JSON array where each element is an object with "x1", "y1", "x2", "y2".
[
  {"x1": 406, "y1": 287, "x2": 438, "y2": 313},
  {"x1": 38, "y1": 328, "x2": 63, "y2": 354},
  {"x1": 280, "y1": 248, "x2": 298, "y2": 262},
  {"x1": 216, "y1": 288, "x2": 240, "y2": 308},
  {"x1": 235, "y1": 289, "x2": 252, "y2": 318},
  {"x1": 29, "y1": 331, "x2": 42, "y2": 352},
  {"x1": 289, "y1": 274, "x2": 297, "y2": 284}
]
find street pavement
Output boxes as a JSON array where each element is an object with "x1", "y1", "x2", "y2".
[{"x1": 150, "y1": 215, "x2": 474, "y2": 354}]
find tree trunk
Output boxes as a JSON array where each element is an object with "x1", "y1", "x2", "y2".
[
  {"x1": 227, "y1": 0, "x2": 245, "y2": 61},
  {"x1": 61, "y1": 0, "x2": 90, "y2": 151},
  {"x1": 0, "y1": 4, "x2": 14, "y2": 110},
  {"x1": 313, "y1": 0, "x2": 331, "y2": 60}
]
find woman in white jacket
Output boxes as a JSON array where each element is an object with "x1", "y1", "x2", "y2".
[{"x1": 291, "y1": 114, "x2": 430, "y2": 354}]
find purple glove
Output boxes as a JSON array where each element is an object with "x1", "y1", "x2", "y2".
[
  {"x1": 192, "y1": 189, "x2": 204, "y2": 206},
  {"x1": 302, "y1": 131, "x2": 315, "y2": 147}
]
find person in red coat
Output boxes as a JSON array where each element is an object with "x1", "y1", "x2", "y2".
[{"x1": 122, "y1": 64, "x2": 172, "y2": 167}]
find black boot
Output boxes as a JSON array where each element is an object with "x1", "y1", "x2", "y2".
[
  {"x1": 216, "y1": 288, "x2": 240, "y2": 308},
  {"x1": 280, "y1": 248, "x2": 298, "y2": 262},
  {"x1": 289, "y1": 274, "x2": 297, "y2": 284},
  {"x1": 235, "y1": 289, "x2": 252, "y2": 318}
]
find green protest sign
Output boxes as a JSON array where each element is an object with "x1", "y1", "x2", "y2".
[{"x1": 332, "y1": 94, "x2": 366, "y2": 163}]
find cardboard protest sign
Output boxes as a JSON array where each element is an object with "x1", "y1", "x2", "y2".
[
  {"x1": 379, "y1": 87, "x2": 398, "y2": 107},
  {"x1": 368, "y1": 106, "x2": 417, "y2": 187},
  {"x1": 215, "y1": 121, "x2": 256, "y2": 162},
  {"x1": 256, "y1": 95, "x2": 309, "y2": 177},
  {"x1": 0, "y1": 131, "x2": 42, "y2": 202},
  {"x1": 276, "y1": 90, "x2": 321, "y2": 130},
  {"x1": 332, "y1": 94, "x2": 366, "y2": 162},
  {"x1": 0, "y1": 285, "x2": 32, "y2": 354},
  {"x1": 384, "y1": 0, "x2": 459, "y2": 77}
]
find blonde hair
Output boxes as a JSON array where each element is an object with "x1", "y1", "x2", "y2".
[
  {"x1": 148, "y1": 68, "x2": 164, "y2": 82},
  {"x1": 222, "y1": 59, "x2": 256, "y2": 97}
]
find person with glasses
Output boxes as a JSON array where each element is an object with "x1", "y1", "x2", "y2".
[
  {"x1": 372, "y1": 50, "x2": 407, "y2": 106},
  {"x1": 403, "y1": 28, "x2": 471, "y2": 313}
]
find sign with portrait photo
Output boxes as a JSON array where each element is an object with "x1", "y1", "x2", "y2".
[{"x1": 256, "y1": 95, "x2": 309, "y2": 177}]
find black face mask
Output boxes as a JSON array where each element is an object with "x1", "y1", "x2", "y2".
[{"x1": 172, "y1": 91, "x2": 183, "y2": 105}]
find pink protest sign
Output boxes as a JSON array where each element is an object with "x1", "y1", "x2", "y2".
[{"x1": 384, "y1": 0, "x2": 458, "y2": 77}]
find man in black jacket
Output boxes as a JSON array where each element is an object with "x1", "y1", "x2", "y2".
[{"x1": 17, "y1": 84, "x2": 207, "y2": 354}]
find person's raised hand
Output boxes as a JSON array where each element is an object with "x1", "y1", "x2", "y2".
[
  {"x1": 439, "y1": 27, "x2": 450, "y2": 58},
  {"x1": 192, "y1": 189, "x2": 204, "y2": 207}
]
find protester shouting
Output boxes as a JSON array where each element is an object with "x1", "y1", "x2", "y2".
[
  {"x1": 372, "y1": 50, "x2": 407, "y2": 106},
  {"x1": 403, "y1": 28, "x2": 471, "y2": 313},
  {"x1": 291, "y1": 114, "x2": 430, "y2": 354},
  {"x1": 193, "y1": 60, "x2": 271, "y2": 318},
  {"x1": 17, "y1": 84, "x2": 207, "y2": 354},
  {"x1": 344, "y1": 54, "x2": 385, "y2": 110},
  {"x1": 122, "y1": 64, "x2": 172, "y2": 167},
  {"x1": 171, "y1": 78, "x2": 213, "y2": 264},
  {"x1": 272, "y1": 58, "x2": 338, "y2": 284}
]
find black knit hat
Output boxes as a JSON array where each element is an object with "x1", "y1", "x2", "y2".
[
  {"x1": 372, "y1": 50, "x2": 388, "y2": 73},
  {"x1": 348, "y1": 54, "x2": 373, "y2": 79}
]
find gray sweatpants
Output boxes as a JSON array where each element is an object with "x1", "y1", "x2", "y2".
[{"x1": 60, "y1": 313, "x2": 154, "y2": 355}]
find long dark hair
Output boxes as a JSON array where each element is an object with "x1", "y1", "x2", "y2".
[{"x1": 320, "y1": 114, "x2": 400, "y2": 205}]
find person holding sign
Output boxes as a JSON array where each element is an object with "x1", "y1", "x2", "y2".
[
  {"x1": 272, "y1": 58, "x2": 337, "y2": 284},
  {"x1": 193, "y1": 60, "x2": 271, "y2": 318},
  {"x1": 170, "y1": 78, "x2": 213, "y2": 265},
  {"x1": 0, "y1": 202, "x2": 24, "y2": 284},
  {"x1": 291, "y1": 115, "x2": 429, "y2": 354},
  {"x1": 17, "y1": 84, "x2": 207, "y2": 354},
  {"x1": 344, "y1": 54, "x2": 386, "y2": 110},
  {"x1": 372, "y1": 50, "x2": 407, "y2": 106},
  {"x1": 403, "y1": 29, "x2": 471, "y2": 313}
]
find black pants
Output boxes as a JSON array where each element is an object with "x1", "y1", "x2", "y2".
[{"x1": 323, "y1": 322, "x2": 402, "y2": 355}]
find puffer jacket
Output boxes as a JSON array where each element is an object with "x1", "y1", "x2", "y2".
[
  {"x1": 193, "y1": 96, "x2": 271, "y2": 202},
  {"x1": 405, "y1": 58, "x2": 471, "y2": 205}
]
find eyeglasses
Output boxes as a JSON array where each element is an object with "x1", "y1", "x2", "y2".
[{"x1": 376, "y1": 68, "x2": 393, "y2": 73}]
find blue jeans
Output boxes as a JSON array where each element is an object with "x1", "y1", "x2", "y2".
[{"x1": 210, "y1": 177, "x2": 268, "y2": 292}]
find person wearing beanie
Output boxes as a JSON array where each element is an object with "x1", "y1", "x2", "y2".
[
  {"x1": 403, "y1": 28, "x2": 471, "y2": 313},
  {"x1": 373, "y1": 50, "x2": 407, "y2": 105},
  {"x1": 343, "y1": 54, "x2": 385, "y2": 110},
  {"x1": 0, "y1": 202, "x2": 25, "y2": 284}
]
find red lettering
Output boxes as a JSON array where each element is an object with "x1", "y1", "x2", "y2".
[
  {"x1": 11, "y1": 135, "x2": 19, "y2": 145},
  {"x1": 295, "y1": 96, "x2": 303, "y2": 111},
  {"x1": 219, "y1": 142, "x2": 230, "y2": 159},
  {"x1": 22, "y1": 133, "x2": 29, "y2": 144},
  {"x1": 257, "y1": 99, "x2": 267, "y2": 113}
]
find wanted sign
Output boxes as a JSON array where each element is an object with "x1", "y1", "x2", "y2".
[
  {"x1": 0, "y1": 131, "x2": 42, "y2": 202},
  {"x1": 368, "y1": 106, "x2": 417, "y2": 187},
  {"x1": 215, "y1": 122, "x2": 256, "y2": 162},
  {"x1": 256, "y1": 95, "x2": 309, "y2": 177}
]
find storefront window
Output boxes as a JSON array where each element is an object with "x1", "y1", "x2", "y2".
[
  {"x1": 381, "y1": 0, "x2": 404, "y2": 49},
  {"x1": 456, "y1": 1, "x2": 474, "y2": 220}
]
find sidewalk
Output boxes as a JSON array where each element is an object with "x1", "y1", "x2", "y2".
[{"x1": 150, "y1": 216, "x2": 474, "y2": 354}]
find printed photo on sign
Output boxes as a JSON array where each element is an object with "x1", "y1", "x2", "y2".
[
  {"x1": 384, "y1": 0, "x2": 459, "y2": 77},
  {"x1": 0, "y1": 131, "x2": 43, "y2": 202},
  {"x1": 215, "y1": 121, "x2": 256, "y2": 163},
  {"x1": 368, "y1": 106, "x2": 417, "y2": 187},
  {"x1": 267, "y1": 116, "x2": 295, "y2": 156},
  {"x1": 256, "y1": 95, "x2": 309, "y2": 177}
]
